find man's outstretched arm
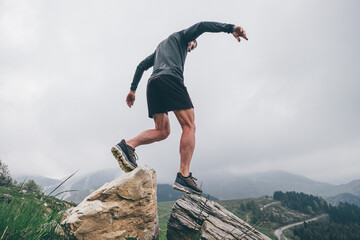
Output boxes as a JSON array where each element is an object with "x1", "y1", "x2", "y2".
[
  {"x1": 127, "y1": 52, "x2": 155, "y2": 108},
  {"x1": 182, "y1": 21, "x2": 248, "y2": 43}
]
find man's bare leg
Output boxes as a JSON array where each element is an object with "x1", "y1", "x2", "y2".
[
  {"x1": 126, "y1": 113, "x2": 170, "y2": 149},
  {"x1": 174, "y1": 108, "x2": 195, "y2": 177}
]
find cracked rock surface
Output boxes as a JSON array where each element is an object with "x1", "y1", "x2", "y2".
[
  {"x1": 167, "y1": 194, "x2": 271, "y2": 240},
  {"x1": 61, "y1": 165, "x2": 159, "y2": 240}
]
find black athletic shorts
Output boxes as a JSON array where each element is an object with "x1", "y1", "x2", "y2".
[{"x1": 146, "y1": 74, "x2": 194, "y2": 118}]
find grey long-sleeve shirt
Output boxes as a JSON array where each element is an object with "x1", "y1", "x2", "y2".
[{"x1": 130, "y1": 21, "x2": 235, "y2": 91}]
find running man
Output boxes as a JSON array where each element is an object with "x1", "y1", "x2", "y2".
[{"x1": 112, "y1": 21, "x2": 248, "y2": 195}]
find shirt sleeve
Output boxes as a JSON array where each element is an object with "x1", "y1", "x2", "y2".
[
  {"x1": 181, "y1": 21, "x2": 235, "y2": 43},
  {"x1": 130, "y1": 52, "x2": 155, "y2": 91}
]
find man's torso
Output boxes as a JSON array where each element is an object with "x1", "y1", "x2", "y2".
[{"x1": 151, "y1": 31, "x2": 189, "y2": 80}]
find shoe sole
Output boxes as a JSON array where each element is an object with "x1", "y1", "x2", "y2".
[
  {"x1": 111, "y1": 146, "x2": 136, "y2": 173},
  {"x1": 172, "y1": 182, "x2": 202, "y2": 195}
]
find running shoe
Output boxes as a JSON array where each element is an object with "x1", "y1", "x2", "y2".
[
  {"x1": 172, "y1": 172, "x2": 203, "y2": 195},
  {"x1": 111, "y1": 139, "x2": 138, "y2": 173}
]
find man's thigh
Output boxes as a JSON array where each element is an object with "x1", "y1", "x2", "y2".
[
  {"x1": 173, "y1": 109, "x2": 195, "y2": 128},
  {"x1": 153, "y1": 113, "x2": 170, "y2": 132}
]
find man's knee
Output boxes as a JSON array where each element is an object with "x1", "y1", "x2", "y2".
[
  {"x1": 182, "y1": 122, "x2": 196, "y2": 133},
  {"x1": 157, "y1": 128, "x2": 170, "y2": 141},
  {"x1": 153, "y1": 113, "x2": 170, "y2": 141}
]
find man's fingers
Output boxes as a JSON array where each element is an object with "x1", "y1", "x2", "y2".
[
  {"x1": 242, "y1": 30, "x2": 248, "y2": 40},
  {"x1": 126, "y1": 93, "x2": 135, "y2": 108},
  {"x1": 127, "y1": 100, "x2": 133, "y2": 108},
  {"x1": 239, "y1": 29, "x2": 248, "y2": 41},
  {"x1": 233, "y1": 26, "x2": 248, "y2": 42}
]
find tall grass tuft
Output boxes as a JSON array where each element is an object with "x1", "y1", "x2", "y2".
[
  {"x1": 0, "y1": 191, "x2": 66, "y2": 239},
  {"x1": 0, "y1": 171, "x2": 77, "y2": 240}
]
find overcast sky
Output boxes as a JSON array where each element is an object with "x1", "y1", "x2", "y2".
[{"x1": 1, "y1": 0, "x2": 359, "y2": 184}]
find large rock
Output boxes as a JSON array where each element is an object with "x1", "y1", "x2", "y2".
[
  {"x1": 167, "y1": 194, "x2": 271, "y2": 240},
  {"x1": 61, "y1": 165, "x2": 159, "y2": 240}
]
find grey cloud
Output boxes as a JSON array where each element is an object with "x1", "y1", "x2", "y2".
[{"x1": 1, "y1": 0, "x2": 359, "y2": 184}]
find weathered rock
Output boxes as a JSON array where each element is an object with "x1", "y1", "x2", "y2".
[
  {"x1": 167, "y1": 194, "x2": 271, "y2": 240},
  {"x1": 61, "y1": 165, "x2": 159, "y2": 240}
]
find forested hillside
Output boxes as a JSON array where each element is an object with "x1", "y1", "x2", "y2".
[
  {"x1": 274, "y1": 191, "x2": 360, "y2": 240},
  {"x1": 273, "y1": 191, "x2": 329, "y2": 215}
]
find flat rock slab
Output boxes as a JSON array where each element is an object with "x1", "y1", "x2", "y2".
[
  {"x1": 61, "y1": 165, "x2": 159, "y2": 240},
  {"x1": 167, "y1": 194, "x2": 271, "y2": 240}
]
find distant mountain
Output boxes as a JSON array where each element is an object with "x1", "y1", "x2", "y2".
[
  {"x1": 17, "y1": 170, "x2": 196, "y2": 203},
  {"x1": 327, "y1": 193, "x2": 360, "y2": 207},
  {"x1": 203, "y1": 170, "x2": 360, "y2": 200},
  {"x1": 157, "y1": 184, "x2": 218, "y2": 202},
  {"x1": 332, "y1": 179, "x2": 360, "y2": 196},
  {"x1": 157, "y1": 184, "x2": 185, "y2": 201},
  {"x1": 16, "y1": 169, "x2": 360, "y2": 204},
  {"x1": 62, "y1": 169, "x2": 121, "y2": 203},
  {"x1": 14, "y1": 175, "x2": 63, "y2": 194},
  {"x1": 15, "y1": 169, "x2": 121, "y2": 203},
  {"x1": 15, "y1": 175, "x2": 62, "y2": 187}
]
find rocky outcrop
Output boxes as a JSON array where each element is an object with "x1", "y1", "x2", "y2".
[
  {"x1": 61, "y1": 165, "x2": 159, "y2": 240},
  {"x1": 167, "y1": 194, "x2": 271, "y2": 240}
]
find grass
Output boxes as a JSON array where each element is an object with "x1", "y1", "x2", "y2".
[
  {"x1": 0, "y1": 172, "x2": 76, "y2": 240},
  {"x1": 282, "y1": 228, "x2": 296, "y2": 240},
  {"x1": 217, "y1": 197, "x2": 278, "y2": 239},
  {"x1": 0, "y1": 186, "x2": 69, "y2": 240},
  {"x1": 157, "y1": 201, "x2": 175, "y2": 239}
]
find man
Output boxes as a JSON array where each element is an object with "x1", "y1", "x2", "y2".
[{"x1": 112, "y1": 21, "x2": 248, "y2": 195}]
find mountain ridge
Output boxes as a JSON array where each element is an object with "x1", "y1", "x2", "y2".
[{"x1": 15, "y1": 169, "x2": 360, "y2": 203}]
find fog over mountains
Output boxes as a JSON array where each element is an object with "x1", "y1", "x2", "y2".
[{"x1": 15, "y1": 168, "x2": 360, "y2": 205}]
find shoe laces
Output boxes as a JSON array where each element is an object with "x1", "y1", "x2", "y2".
[
  {"x1": 188, "y1": 173, "x2": 197, "y2": 181},
  {"x1": 188, "y1": 175, "x2": 199, "y2": 187},
  {"x1": 191, "y1": 176, "x2": 198, "y2": 181},
  {"x1": 126, "y1": 145, "x2": 138, "y2": 161}
]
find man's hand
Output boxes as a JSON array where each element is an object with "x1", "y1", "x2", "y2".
[
  {"x1": 233, "y1": 26, "x2": 248, "y2": 42},
  {"x1": 126, "y1": 90, "x2": 136, "y2": 108}
]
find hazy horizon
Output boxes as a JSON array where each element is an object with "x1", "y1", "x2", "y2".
[{"x1": 12, "y1": 167, "x2": 360, "y2": 186}]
